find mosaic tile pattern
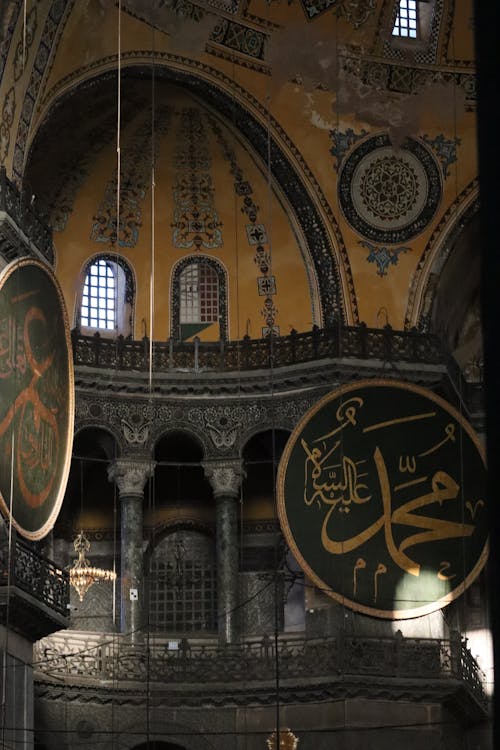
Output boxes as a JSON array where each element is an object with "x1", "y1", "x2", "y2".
[
  {"x1": 123, "y1": 1, "x2": 265, "y2": 61},
  {"x1": 13, "y1": 0, "x2": 73, "y2": 181},
  {"x1": 422, "y1": 133, "x2": 461, "y2": 179},
  {"x1": 329, "y1": 127, "x2": 368, "y2": 171},
  {"x1": 0, "y1": 0, "x2": 22, "y2": 81},
  {"x1": 0, "y1": 86, "x2": 15, "y2": 165},
  {"x1": 348, "y1": 55, "x2": 476, "y2": 109},
  {"x1": 172, "y1": 108, "x2": 223, "y2": 251},
  {"x1": 0, "y1": 3, "x2": 36, "y2": 166},
  {"x1": 359, "y1": 240, "x2": 411, "y2": 276},
  {"x1": 208, "y1": 116, "x2": 279, "y2": 337},
  {"x1": 300, "y1": 0, "x2": 376, "y2": 25},
  {"x1": 91, "y1": 108, "x2": 171, "y2": 248},
  {"x1": 211, "y1": 18, "x2": 266, "y2": 60},
  {"x1": 13, "y1": 5, "x2": 37, "y2": 81}
]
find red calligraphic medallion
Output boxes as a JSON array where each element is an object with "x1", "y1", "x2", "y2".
[
  {"x1": 277, "y1": 380, "x2": 488, "y2": 619},
  {"x1": 0, "y1": 259, "x2": 74, "y2": 539}
]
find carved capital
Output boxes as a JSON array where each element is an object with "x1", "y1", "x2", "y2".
[
  {"x1": 203, "y1": 460, "x2": 245, "y2": 499},
  {"x1": 108, "y1": 459, "x2": 155, "y2": 497}
]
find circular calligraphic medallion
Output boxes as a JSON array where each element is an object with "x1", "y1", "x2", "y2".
[
  {"x1": 338, "y1": 134, "x2": 441, "y2": 244},
  {"x1": 0, "y1": 259, "x2": 74, "y2": 540},
  {"x1": 277, "y1": 380, "x2": 487, "y2": 619}
]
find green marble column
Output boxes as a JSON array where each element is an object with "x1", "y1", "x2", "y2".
[
  {"x1": 108, "y1": 458, "x2": 154, "y2": 643},
  {"x1": 203, "y1": 460, "x2": 244, "y2": 645}
]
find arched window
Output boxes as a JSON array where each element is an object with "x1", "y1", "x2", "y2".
[
  {"x1": 171, "y1": 256, "x2": 227, "y2": 341},
  {"x1": 81, "y1": 259, "x2": 116, "y2": 330},
  {"x1": 78, "y1": 255, "x2": 134, "y2": 337},
  {"x1": 180, "y1": 262, "x2": 218, "y2": 324}
]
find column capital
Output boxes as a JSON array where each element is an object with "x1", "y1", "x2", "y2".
[
  {"x1": 203, "y1": 459, "x2": 245, "y2": 499},
  {"x1": 108, "y1": 458, "x2": 155, "y2": 497}
]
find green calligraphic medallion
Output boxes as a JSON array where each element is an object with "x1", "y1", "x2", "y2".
[
  {"x1": 0, "y1": 259, "x2": 74, "y2": 540},
  {"x1": 277, "y1": 379, "x2": 488, "y2": 619}
]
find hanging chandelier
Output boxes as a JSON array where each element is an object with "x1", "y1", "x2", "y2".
[
  {"x1": 69, "y1": 530, "x2": 117, "y2": 601},
  {"x1": 266, "y1": 729, "x2": 299, "y2": 750}
]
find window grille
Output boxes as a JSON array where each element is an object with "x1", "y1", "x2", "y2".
[
  {"x1": 149, "y1": 557, "x2": 217, "y2": 633},
  {"x1": 179, "y1": 263, "x2": 219, "y2": 324},
  {"x1": 392, "y1": 0, "x2": 418, "y2": 38},
  {"x1": 81, "y1": 259, "x2": 116, "y2": 329}
]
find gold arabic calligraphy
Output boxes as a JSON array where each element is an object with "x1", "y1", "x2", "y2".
[{"x1": 301, "y1": 399, "x2": 477, "y2": 582}]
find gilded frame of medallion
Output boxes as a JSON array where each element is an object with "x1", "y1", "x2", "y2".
[
  {"x1": 0, "y1": 257, "x2": 74, "y2": 540},
  {"x1": 276, "y1": 378, "x2": 488, "y2": 620}
]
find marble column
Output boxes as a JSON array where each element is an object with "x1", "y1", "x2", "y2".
[
  {"x1": 108, "y1": 458, "x2": 154, "y2": 642},
  {"x1": 203, "y1": 460, "x2": 244, "y2": 645}
]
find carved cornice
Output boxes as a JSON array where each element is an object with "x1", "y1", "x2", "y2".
[
  {"x1": 74, "y1": 355, "x2": 447, "y2": 400},
  {"x1": 34, "y1": 672, "x2": 488, "y2": 718}
]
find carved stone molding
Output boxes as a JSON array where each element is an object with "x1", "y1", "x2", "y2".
[
  {"x1": 187, "y1": 403, "x2": 267, "y2": 455},
  {"x1": 108, "y1": 458, "x2": 155, "y2": 497},
  {"x1": 203, "y1": 460, "x2": 245, "y2": 498}
]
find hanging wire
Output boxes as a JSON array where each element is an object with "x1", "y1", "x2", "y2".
[
  {"x1": 0, "y1": 3, "x2": 30, "y2": 732},
  {"x1": 449, "y1": 20, "x2": 472, "y2": 649},
  {"x1": 115, "y1": 0, "x2": 122, "y2": 254},
  {"x1": 21, "y1": 0, "x2": 26, "y2": 75},
  {"x1": 110, "y1": 4, "x2": 123, "y2": 749},
  {"x1": 261, "y1": 29, "x2": 283, "y2": 740},
  {"x1": 144, "y1": 24, "x2": 158, "y2": 748},
  {"x1": 0, "y1": 431, "x2": 15, "y2": 750}
]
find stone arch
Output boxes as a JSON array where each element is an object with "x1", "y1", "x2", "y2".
[
  {"x1": 57, "y1": 426, "x2": 120, "y2": 538},
  {"x1": 117, "y1": 717, "x2": 217, "y2": 750},
  {"x1": 150, "y1": 429, "x2": 213, "y2": 524},
  {"x1": 23, "y1": 61, "x2": 355, "y2": 328},
  {"x1": 404, "y1": 186, "x2": 481, "y2": 377},
  {"x1": 404, "y1": 181, "x2": 479, "y2": 332},
  {"x1": 151, "y1": 425, "x2": 208, "y2": 458}
]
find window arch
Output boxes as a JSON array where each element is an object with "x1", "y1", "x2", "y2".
[
  {"x1": 171, "y1": 256, "x2": 227, "y2": 341},
  {"x1": 78, "y1": 255, "x2": 135, "y2": 337}
]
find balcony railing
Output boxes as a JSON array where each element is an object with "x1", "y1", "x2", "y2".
[
  {"x1": 0, "y1": 167, "x2": 54, "y2": 264},
  {"x1": 1, "y1": 537, "x2": 69, "y2": 617},
  {"x1": 72, "y1": 324, "x2": 446, "y2": 373},
  {"x1": 34, "y1": 631, "x2": 487, "y2": 707}
]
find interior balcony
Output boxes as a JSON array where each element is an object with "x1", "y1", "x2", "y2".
[
  {"x1": 33, "y1": 629, "x2": 489, "y2": 722},
  {"x1": 0, "y1": 534, "x2": 69, "y2": 641}
]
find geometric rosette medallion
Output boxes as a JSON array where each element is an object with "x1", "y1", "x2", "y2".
[{"x1": 338, "y1": 134, "x2": 442, "y2": 244}]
